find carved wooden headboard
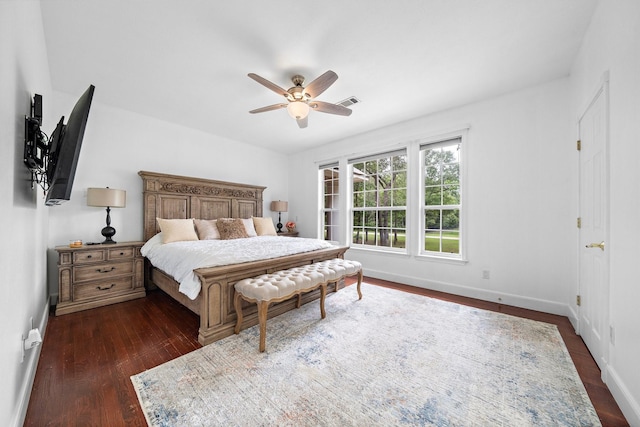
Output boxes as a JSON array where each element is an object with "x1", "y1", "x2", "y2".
[{"x1": 139, "y1": 171, "x2": 266, "y2": 241}]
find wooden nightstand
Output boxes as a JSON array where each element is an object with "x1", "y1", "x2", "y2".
[
  {"x1": 55, "y1": 241, "x2": 146, "y2": 315},
  {"x1": 278, "y1": 230, "x2": 299, "y2": 237}
]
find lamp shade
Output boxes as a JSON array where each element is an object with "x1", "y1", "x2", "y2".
[
  {"x1": 87, "y1": 188, "x2": 126, "y2": 208},
  {"x1": 287, "y1": 102, "x2": 309, "y2": 120},
  {"x1": 270, "y1": 200, "x2": 288, "y2": 212}
]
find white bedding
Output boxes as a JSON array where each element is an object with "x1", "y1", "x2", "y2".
[{"x1": 141, "y1": 234, "x2": 334, "y2": 300}]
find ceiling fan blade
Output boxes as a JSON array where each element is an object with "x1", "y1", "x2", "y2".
[
  {"x1": 249, "y1": 103, "x2": 287, "y2": 114},
  {"x1": 304, "y1": 70, "x2": 338, "y2": 98},
  {"x1": 310, "y1": 101, "x2": 352, "y2": 116},
  {"x1": 248, "y1": 73, "x2": 289, "y2": 98},
  {"x1": 297, "y1": 116, "x2": 308, "y2": 128}
]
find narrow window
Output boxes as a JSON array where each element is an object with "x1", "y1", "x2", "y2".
[
  {"x1": 320, "y1": 163, "x2": 339, "y2": 241},
  {"x1": 350, "y1": 150, "x2": 407, "y2": 251},
  {"x1": 421, "y1": 138, "x2": 462, "y2": 257}
]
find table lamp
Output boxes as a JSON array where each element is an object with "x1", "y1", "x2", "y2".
[
  {"x1": 87, "y1": 187, "x2": 126, "y2": 244},
  {"x1": 270, "y1": 200, "x2": 288, "y2": 233}
]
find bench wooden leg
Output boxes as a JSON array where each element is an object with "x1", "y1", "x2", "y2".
[
  {"x1": 320, "y1": 283, "x2": 327, "y2": 319},
  {"x1": 234, "y1": 292, "x2": 243, "y2": 334},
  {"x1": 257, "y1": 300, "x2": 269, "y2": 352},
  {"x1": 356, "y1": 270, "x2": 363, "y2": 300}
]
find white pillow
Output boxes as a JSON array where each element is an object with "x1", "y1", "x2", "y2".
[
  {"x1": 156, "y1": 218, "x2": 198, "y2": 243},
  {"x1": 252, "y1": 217, "x2": 277, "y2": 236},
  {"x1": 242, "y1": 218, "x2": 258, "y2": 237}
]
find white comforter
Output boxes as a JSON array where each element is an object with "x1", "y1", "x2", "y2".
[{"x1": 141, "y1": 234, "x2": 335, "y2": 300}]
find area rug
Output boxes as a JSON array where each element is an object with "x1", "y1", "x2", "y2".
[{"x1": 131, "y1": 283, "x2": 601, "y2": 426}]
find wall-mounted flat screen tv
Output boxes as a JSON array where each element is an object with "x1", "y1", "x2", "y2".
[{"x1": 45, "y1": 85, "x2": 95, "y2": 206}]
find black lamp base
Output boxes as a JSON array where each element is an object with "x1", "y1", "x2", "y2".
[
  {"x1": 101, "y1": 225, "x2": 117, "y2": 244},
  {"x1": 276, "y1": 211, "x2": 283, "y2": 233},
  {"x1": 101, "y1": 206, "x2": 117, "y2": 244}
]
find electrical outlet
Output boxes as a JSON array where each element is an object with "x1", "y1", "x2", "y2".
[{"x1": 482, "y1": 270, "x2": 490, "y2": 279}]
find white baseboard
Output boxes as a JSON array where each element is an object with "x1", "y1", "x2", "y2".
[
  {"x1": 606, "y1": 366, "x2": 640, "y2": 427},
  {"x1": 12, "y1": 298, "x2": 49, "y2": 427},
  {"x1": 364, "y1": 268, "x2": 571, "y2": 317},
  {"x1": 566, "y1": 305, "x2": 579, "y2": 333}
]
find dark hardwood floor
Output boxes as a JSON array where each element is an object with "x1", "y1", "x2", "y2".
[{"x1": 24, "y1": 277, "x2": 628, "y2": 426}]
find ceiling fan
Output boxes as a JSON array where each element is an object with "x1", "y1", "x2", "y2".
[{"x1": 248, "y1": 70, "x2": 352, "y2": 128}]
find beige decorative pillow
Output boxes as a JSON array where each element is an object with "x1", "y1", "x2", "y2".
[
  {"x1": 194, "y1": 219, "x2": 220, "y2": 240},
  {"x1": 242, "y1": 218, "x2": 258, "y2": 237},
  {"x1": 217, "y1": 218, "x2": 249, "y2": 240},
  {"x1": 252, "y1": 217, "x2": 277, "y2": 236},
  {"x1": 156, "y1": 218, "x2": 198, "y2": 243}
]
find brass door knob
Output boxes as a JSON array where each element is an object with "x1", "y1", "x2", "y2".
[{"x1": 585, "y1": 241, "x2": 605, "y2": 251}]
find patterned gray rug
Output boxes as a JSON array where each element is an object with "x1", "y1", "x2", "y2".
[{"x1": 131, "y1": 283, "x2": 601, "y2": 426}]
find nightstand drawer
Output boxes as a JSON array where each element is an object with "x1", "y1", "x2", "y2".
[
  {"x1": 73, "y1": 250, "x2": 105, "y2": 264},
  {"x1": 108, "y1": 247, "x2": 134, "y2": 260},
  {"x1": 74, "y1": 260, "x2": 133, "y2": 282},
  {"x1": 74, "y1": 276, "x2": 134, "y2": 302}
]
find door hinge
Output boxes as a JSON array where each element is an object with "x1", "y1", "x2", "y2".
[
  {"x1": 576, "y1": 295, "x2": 581, "y2": 306},
  {"x1": 577, "y1": 217, "x2": 581, "y2": 228},
  {"x1": 577, "y1": 140, "x2": 581, "y2": 151}
]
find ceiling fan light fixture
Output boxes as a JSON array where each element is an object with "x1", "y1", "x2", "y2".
[{"x1": 287, "y1": 101, "x2": 309, "y2": 120}]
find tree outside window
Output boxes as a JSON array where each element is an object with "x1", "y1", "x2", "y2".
[
  {"x1": 351, "y1": 152, "x2": 407, "y2": 250},
  {"x1": 422, "y1": 139, "x2": 461, "y2": 255}
]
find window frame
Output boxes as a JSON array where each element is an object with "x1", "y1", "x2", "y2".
[
  {"x1": 418, "y1": 132, "x2": 467, "y2": 261},
  {"x1": 348, "y1": 149, "x2": 408, "y2": 254},
  {"x1": 319, "y1": 162, "x2": 340, "y2": 242}
]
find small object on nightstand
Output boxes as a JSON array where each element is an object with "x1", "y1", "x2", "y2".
[{"x1": 68, "y1": 239, "x2": 83, "y2": 248}]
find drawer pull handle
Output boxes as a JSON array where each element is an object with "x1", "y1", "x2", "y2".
[
  {"x1": 119, "y1": 252, "x2": 124, "y2": 256},
  {"x1": 87, "y1": 255, "x2": 92, "y2": 259},
  {"x1": 96, "y1": 267, "x2": 116, "y2": 273},
  {"x1": 97, "y1": 284, "x2": 115, "y2": 291}
]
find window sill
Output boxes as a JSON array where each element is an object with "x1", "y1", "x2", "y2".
[
  {"x1": 347, "y1": 246, "x2": 468, "y2": 265},
  {"x1": 349, "y1": 246, "x2": 411, "y2": 258},
  {"x1": 415, "y1": 253, "x2": 468, "y2": 265}
]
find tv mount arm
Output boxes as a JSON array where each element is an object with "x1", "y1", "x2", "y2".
[{"x1": 24, "y1": 94, "x2": 50, "y2": 191}]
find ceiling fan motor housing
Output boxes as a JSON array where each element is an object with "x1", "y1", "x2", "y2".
[{"x1": 287, "y1": 85, "x2": 308, "y2": 102}]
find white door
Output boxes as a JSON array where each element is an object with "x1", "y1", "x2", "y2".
[{"x1": 578, "y1": 80, "x2": 609, "y2": 374}]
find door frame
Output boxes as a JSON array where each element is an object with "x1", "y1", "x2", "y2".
[{"x1": 576, "y1": 71, "x2": 610, "y2": 381}]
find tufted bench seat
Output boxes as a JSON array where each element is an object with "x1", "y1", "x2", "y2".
[{"x1": 234, "y1": 258, "x2": 363, "y2": 352}]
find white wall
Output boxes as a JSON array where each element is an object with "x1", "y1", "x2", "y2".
[
  {"x1": 0, "y1": 2, "x2": 52, "y2": 426},
  {"x1": 46, "y1": 94, "x2": 291, "y2": 296},
  {"x1": 570, "y1": 0, "x2": 640, "y2": 424},
  {"x1": 290, "y1": 78, "x2": 575, "y2": 316},
  {"x1": 1, "y1": 4, "x2": 291, "y2": 425}
]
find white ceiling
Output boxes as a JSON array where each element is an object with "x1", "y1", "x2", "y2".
[{"x1": 40, "y1": 0, "x2": 597, "y2": 154}]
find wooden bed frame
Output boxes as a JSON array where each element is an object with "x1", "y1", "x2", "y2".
[{"x1": 139, "y1": 171, "x2": 349, "y2": 346}]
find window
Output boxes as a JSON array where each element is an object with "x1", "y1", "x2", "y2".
[
  {"x1": 421, "y1": 138, "x2": 462, "y2": 257},
  {"x1": 320, "y1": 163, "x2": 339, "y2": 241},
  {"x1": 350, "y1": 150, "x2": 407, "y2": 250}
]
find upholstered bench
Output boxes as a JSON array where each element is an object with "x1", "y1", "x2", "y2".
[
  {"x1": 309, "y1": 258, "x2": 363, "y2": 299},
  {"x1": 234, "y1": 258, "x2": 363, "y2": 352}
]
